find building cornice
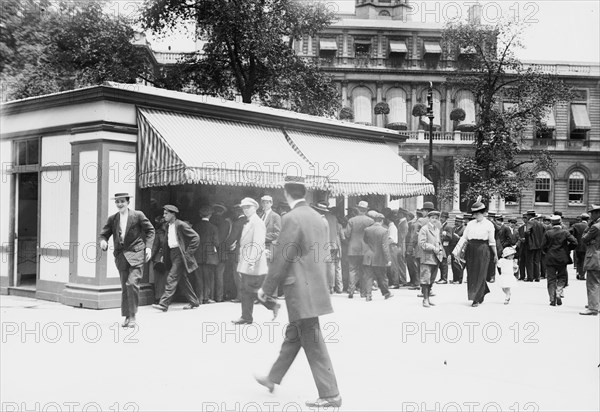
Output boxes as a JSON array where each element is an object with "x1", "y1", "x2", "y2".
[{"x1": 1, "y1": 84, "x2": 408, "y2": 143}]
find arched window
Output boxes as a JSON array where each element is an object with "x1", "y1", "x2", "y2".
[
  {"x1": 386, "y1": 88, "x2": 407, "y2": 127},
  {"x1": 352, "y1": 87, "x2": 373, "y2": 125},
  {"x1": 535, "y1": 171, "x2": 552, "y2": 203},
  {"x1": 455, "y1": 90, "x2": 476, "y2": 125},
  {"x1": 379, "y1": 10, "x2": 391, "y2": 17},
  {"x1": 568, "y1": 171, "x2": 585, "y2": 204}
]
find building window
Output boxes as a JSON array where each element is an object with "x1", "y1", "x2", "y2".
[
  {"x1": 386, "y1": 88, "x2": 407, "y2": 129},
  {"x1": 504, "y1": 195, "x2": 519, "y2": 205},
  {"x1": 14, "y1": 138, "x2": 39, "y2": 166},
  {"x1": 568, "y1": 171, "x2": 585, "y2": 205},
  {"x1": 379, "y1": 10, "x2": 391, "y2": 17},
  {"x1": 352, "y1": 87, "x2": 373, "y2": 125},
  {"x1": 570, "y1": 103, "x2": 591, "y2": 140},
  {"x1": 534, "y1": 171, "x2": 551, "y2": 203}
]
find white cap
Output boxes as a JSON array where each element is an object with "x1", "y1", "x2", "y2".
[{"x1": 240, "y1": 197, "x2": 259, "y2": 208}]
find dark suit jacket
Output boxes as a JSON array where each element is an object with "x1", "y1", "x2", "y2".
[
  {"x1": 151, "y1": 223, "x2": 166, "y2": 264},
  {"x1": 262, "y1": 210, "x2": 281, "y2": 245},
  {"x1": 345, "y1": 214, "x2": 374, "y2": 256},
  {"x1": 499, "y1": 224, "x2": 516, "y2": 249},
  {"x1": 262, "y1": 201, "x2": 333, "y2": 322},
  {"x1": 527, "y1": 220, "x2": 545, "y2": 250},
  {"x1": 582, "y1": 219, "x2": 600, "y2": 271},
  {"x1": 225, "y1": 214, "x2": 247, "y2": 263},
  {"x1": 99, "y1": 209, "x2": 155, "y2": 268},
  {"x1": 193, "y1": 219, "x2": 220, "y2": 265},
  {"x1": 363, "y1": 223, "x2": 392, "y2": 266},
  {"x1": 163, "y1": 219, "x2": 200, "y2": 273},
  {"x1": 570, "y1": 221, "x2": 589, "y2": 253},
  {"x1": 542, "y1": 225, "x2": 577, "y2": 266},
  {"x1": 210, "y1": 214, "x2": 232, "y2": 262}
]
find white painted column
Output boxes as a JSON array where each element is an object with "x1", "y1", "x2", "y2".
[
  {"x1": 307, "y1": 35, "x2": 313, "y2": 56},
  {"x1": 499, "y1": 197, "x2": 506, "y2": 214},
  {"x1": 489, "y1": 195, "x2": 498, "y2": 213},
  {"x1": 417, "y1": 156, "x2": 424, "y2": 209},
  {"x1": 452, "y1": 169, "x2": 461, "y2": 213}
]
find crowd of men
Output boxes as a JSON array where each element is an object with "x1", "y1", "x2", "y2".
[{"x1": 140, "y1": 197, "x2": 599, "y2": 317}]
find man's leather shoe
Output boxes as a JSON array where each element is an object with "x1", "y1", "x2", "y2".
[
  {"x1": 183, "y1": 304, "x2": 199, "y2": 310},
  {"x1": 365, "y1": 296, "x2": 372, "y2": 302},
  {"x1": 254, "y1": 374, "x2": 275, "y2": 393},
  {"x1": 127, "y1": 319, "x2": 137, "y2": 328},
  {"x1": 409, "y1": 286, "x2": 420, "y2": 290},
  {"x1": 305, "y1": 395, "x2": 342, "y2": 408},
  {"x1": 436, "y1": 280, "x2": 447, "y2": 284},
  {"x1": 348, "y1": 293, "x2": 353, "y2": 299},
  {"x1": 121, "y1": 317, "x2": 130, "y2": 328},
  {"x1": 231, "y1": 318, "x2": 252, "y2": 325},
  {"x1": 384, "y1": 293, "x2": 393, "y2": 300},
  {"x1": 272, "y1": 302, "x2": 281, "y2": 320},
  {"x1": 579, "y1": 310, "x2": 598, "y2": 316},
  {"x1": 152, "y1": 304, "x2": 168, "y2": 312},
  {"x1": 556, "y1": 297, "x2": 562, "y2": 306}
]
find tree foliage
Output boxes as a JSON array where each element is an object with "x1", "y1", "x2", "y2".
[
  {"x1": 442, "y1": 19, "x2": 573, "y2": 203},
  {"x1": 1, "y1": 0, "x2": 147, "y2": 101},
  {"x1": 140, "y1": 0, "x2": 340, "y2": 116}
]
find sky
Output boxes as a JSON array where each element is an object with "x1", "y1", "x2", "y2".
[{"x1": 142, "y1": 0, "x2": 600, "y2": 64}]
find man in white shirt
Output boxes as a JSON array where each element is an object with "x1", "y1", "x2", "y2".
[{"x1": 100, "y1": 193, "x2": 154, "y2": 328}]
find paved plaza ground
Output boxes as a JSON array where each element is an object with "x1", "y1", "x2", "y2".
[{"x1": 1, "y1": 268, "x2": 598, "y2": 412}]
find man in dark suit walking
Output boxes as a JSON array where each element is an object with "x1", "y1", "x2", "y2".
[
  {"x1": 345, "y1": 200, "x2": 374, "y2": 298},
  {"x1": 100, "y1": 193, "x2": 155, "y2": 328},
  {"x1": 542, "y1": 215, "x2": 577, "y2": 306},
  {"x1": 363, "y1": 211, "x2": 393, "y2": 301},
  {"x1": 152, "y1": 205, "x2": 201, "y2": 312},
  {"x1": 255, "y1": 176, "x2": 341, "y2": 409}
]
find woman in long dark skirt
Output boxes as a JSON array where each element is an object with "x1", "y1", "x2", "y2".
[{"x1": 453, "y1": 199, "x2": 498, "y2": 307}]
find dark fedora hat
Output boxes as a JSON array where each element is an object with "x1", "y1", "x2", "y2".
[
  {"x1": 422, "y1": 201, "x2": 435, "y2": 211},
  {"x1": 471, "y1": 201, "x2": 486, "y2": 213}
]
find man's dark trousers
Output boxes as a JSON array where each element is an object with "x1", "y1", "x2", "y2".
[
  {"x1": 406, "y1": 254, "x2": 419, "y2": 286},
  {"x1": 546, "y1": 264, "x2": 568, "y2": 302},
  {"x1": 268, "y1": 317, "x2": 339, "y2": 399},
  {"x1": 363, "y1": 265, "x2": 390, "y2": 297},
  {"x1": 159, "y1": 248, "x2": 200, "y2": 307},
  {"x1": 116, "y1": 253, "x2": 142, "y2": 317},
  {"x1": 526, "y1": 250, "x2": 541, "y2": 281}
]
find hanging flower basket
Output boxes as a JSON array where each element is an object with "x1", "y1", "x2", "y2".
[
  {"x1": 450, "y1": 107, "x2": 466, "y2": 122},
  {"x1": 455, "y1": 123, "x2": 476, "y2": 132},
  {"x1": 374, "y1": 102, "x2": 390, "y2": 115},
  {"x1": 412, "y1": 103, "x2": 428, "y2": 117},
  {"x1": 339, "y1": 106, "x2": 354, "y2": 121},
  {"x1": 385, "y1": 122, "x2": 408, "y2": 131}
]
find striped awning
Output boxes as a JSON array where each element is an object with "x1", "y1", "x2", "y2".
[
  {"x1": 423, "y1": 41, "x2": 442, "y2": 55},
  {"x1": 571, "y1": 104, "x2": 591, "y2": 130},
  {"x1": 389, "y1": 40, "x2": 408, "y2": 54},
  {"x1": 284, "y1": 130, "x2": 434, "y2": 197},
  {"x1": 319, "y1": 39, "x2": 338, "y2": 51},
  {"x1": 137, "y1": 108, "x2": 329, "y2": 189}
]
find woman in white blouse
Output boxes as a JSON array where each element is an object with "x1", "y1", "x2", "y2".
[{"x1": 453, "y1": 200, "x2": 498, "y2": 307}]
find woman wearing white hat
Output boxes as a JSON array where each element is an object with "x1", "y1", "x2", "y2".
[{"x1": 452, "y1": 197, "x2": 498, "y2": 307}]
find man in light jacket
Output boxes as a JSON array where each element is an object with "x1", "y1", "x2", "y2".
[{"x1": 232, "y1": 197, "x2": 274, "y2": 324}]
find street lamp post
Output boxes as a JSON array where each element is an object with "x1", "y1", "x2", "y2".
[{"x1": 426, "y1": 82, "x2": 435, "y2": 177}]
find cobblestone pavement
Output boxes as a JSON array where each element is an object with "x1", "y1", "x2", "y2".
[{"x1": 1, "y1": 267, "x2": 598, "y2": 411}]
